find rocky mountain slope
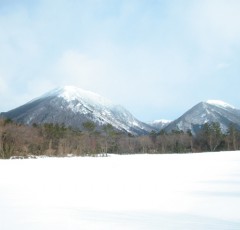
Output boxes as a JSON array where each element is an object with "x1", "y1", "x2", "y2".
[{"x1": 1, "y1": 86, "x2": 155, "y2": 135}]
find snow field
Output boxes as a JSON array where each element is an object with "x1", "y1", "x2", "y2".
[{"x1": 0, "y1": 152, "x2": 240, "y2": 229}]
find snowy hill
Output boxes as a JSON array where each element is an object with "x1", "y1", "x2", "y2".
[
  {"x1": 148, "y1": 119, "x2": 172, "y2": 131},
  {"x1": 164, "y1": 100, "x2": 240, "y2": 135},
  {"x1": 1, "y1": 86, "x2": 155, "y2": 135}
]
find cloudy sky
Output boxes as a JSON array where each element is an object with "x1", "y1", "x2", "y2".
[{"x1": 0, "y1": 0, "x2": 240, "y2": 122}]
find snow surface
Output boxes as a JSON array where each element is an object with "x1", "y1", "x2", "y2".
[
  {"x1": 1, "y1": 152, "x2": 240, "y2": 230},
  {"x1": 206, "y1": 100, "x2": 235, "y2": 109}
]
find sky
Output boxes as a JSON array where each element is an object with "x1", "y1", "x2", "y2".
[{"x1": 0, "y1": 0, "x2": 240, "y2": 122}]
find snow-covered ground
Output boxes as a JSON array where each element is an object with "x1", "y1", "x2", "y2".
[{"x1": 0, "y1": 152, "x2": 240, "y2": 229}]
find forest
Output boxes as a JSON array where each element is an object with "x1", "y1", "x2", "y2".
[{"x1": 0, "y1": 118, "x2": 239, "y2": 159}]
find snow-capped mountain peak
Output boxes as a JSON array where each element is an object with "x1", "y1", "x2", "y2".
[
  {"x1": 206, "y1": 100, "x2": 235, "y2": 109},
  {"x1": 38, "y1": 86, "x2": 114, "y2": 107}
]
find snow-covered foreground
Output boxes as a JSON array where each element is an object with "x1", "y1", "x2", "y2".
[{"x1": 0, "y1": 152, "x2": 240, "y2": 230}]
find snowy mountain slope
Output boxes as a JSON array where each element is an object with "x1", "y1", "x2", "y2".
[
  {"x1": 147, "y1": 119, "x2": 172, "y2": 131},
  {"x1": 1, "y1": 86, "x2": 155, "y2": 135},
  {"x1": 164, "y1": 100, "x2": 240, "y2": 135}
]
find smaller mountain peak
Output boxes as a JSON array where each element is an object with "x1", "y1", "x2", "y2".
[
  {"x1": 147, "y1": 119, "x2": 172, "y2": 131},
  {"x1": 205, "y1": 100, "x2": 235, "y2": 109},
  {"x1": 151, "y1": 119, "x2": 172, "y2": 124}
]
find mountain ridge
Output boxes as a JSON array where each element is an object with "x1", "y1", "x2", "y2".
[{"x1": 1, "y1": 87, "x2": 240, "y2": 136}]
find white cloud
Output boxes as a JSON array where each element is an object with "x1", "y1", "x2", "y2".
[{"x1": 52, "y1": 50, "x2": 110, "y2": 90}]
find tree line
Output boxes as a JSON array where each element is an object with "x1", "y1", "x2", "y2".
[{"x1": 0, "y1": 118, "x2": 240, "y2": 159}]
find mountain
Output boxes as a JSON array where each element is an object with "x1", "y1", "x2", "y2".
[
  {"x1": 164, "y1": 100, "x2": 240, "y2": 135},
  {"x1": 1, "y1": 86, "x2": 155, "y2": 135},
  {"x1": 148, "y1": 119, "x2": 172, "y2": 131}
]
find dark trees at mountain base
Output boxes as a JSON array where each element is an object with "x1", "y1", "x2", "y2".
[{"x1": 0, "y1": 118, "x2": 239, "y2": 159}]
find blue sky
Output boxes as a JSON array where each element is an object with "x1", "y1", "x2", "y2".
[{"x1": 1, "y1": 0, "x2": 240, "y2": 122}]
